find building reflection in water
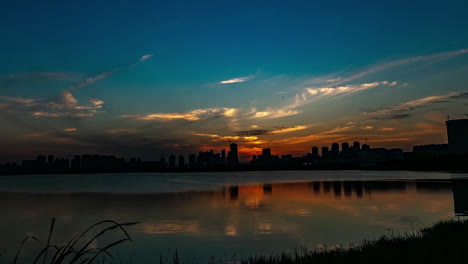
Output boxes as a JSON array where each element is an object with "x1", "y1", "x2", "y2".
[
  {"x1": 0, "y1": 178, "x2": 464, "y2": 262},
  {"x1": 453, "y1": 179, "x2": 468, "y2": 216}
]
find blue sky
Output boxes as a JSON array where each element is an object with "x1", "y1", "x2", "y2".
[{"x1": 1, "y1": 0, "x2": 468, "y2": 162}]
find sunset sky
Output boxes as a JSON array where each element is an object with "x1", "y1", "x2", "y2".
[{"x1": 1, "y1": 0, "x2": 468, "y2": 162}]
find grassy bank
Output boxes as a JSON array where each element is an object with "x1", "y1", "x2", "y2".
[
  {"x1": 10, "y1": 219, "x2": 468, "y2": 264},
  {"x1": 239, "y1": 219, "x2": 468, "y2": 264}
]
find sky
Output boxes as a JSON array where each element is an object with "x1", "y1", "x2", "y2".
[{"x1": 1, "y1": 0, "x2": 468, "y2": 162}]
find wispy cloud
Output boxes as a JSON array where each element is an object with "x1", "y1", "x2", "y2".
[
  {"x1": 69, "y1": 69, "x2": 120, "y2": 91},
  {"x1": 64, "y1": 128, "x2": 78, "y2": 132},
  {"x1": 140, "y1": 54, "x2": 153, "y2": 61},
  {"x1": 248, "y1": 108, "x2": 300, "y2": 119},
  {"x1": 270, "y1": 125, "x2": 308, "y2": 134},
  {"x1": 365, "y1": 91, "x2": 466, "y2": 120},
  {"x1": 290, "y1": 81, "x2": 398, "y2": 109},
  {"x1": 0, "y1": 72, "x2": 84, "y2": 82},
  {"x1": 0, "y1": 91, "x2": 105, "y2": 118},
  {"x1": 122, "y1": 107, "x2": 238, "y2": 122},
  {"x1": 219, "y1": 75, "x2": 253, "y2": 84}
]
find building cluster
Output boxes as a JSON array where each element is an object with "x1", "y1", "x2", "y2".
[
  {"x1": 1, "y1": 119, "x2": 467, "y2": 174},
  {"x1": 250, "y1": 141, "x2": 404, "y2": 169}
]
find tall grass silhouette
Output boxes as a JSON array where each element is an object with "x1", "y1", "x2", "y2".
[{"x1": 12, "y1": 218, "x2": 139, "y2": 264}]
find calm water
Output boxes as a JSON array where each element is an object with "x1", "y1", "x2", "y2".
[{"x1": 1, "y1": 170, "x2": 468, "y2": 263}]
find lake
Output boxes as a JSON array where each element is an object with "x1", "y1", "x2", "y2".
[{"x1": 1, "y1": 170, "x2": 467, "y2": 263}]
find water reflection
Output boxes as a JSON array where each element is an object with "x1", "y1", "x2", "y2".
[{"x1": 0, "y1": 177, "x2": 466, "y2": 263}]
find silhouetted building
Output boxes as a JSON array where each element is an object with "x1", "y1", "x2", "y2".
[
  {"x1": 321, "y1": 146, "x2": 329, "y2": 157},
  {"x1": 47, "y1": 155, "x2": 54, "y2": 166},
  {"x1": 312, "y1": 146, "x2": 319, "y2": 157},
  {"x1": 331, "y1": 143, "x2": 339, "y2": 157},
  {"x1": 353, "y1": 141, "x2": 361, "y2": 151},
  {"x1": 262, "y1": 148, "x2": 271, "y2": 158},
  {"x1": 178, "y1": 155, "x2": 185, "y2": 168},
  {"x1": 341, "y1": 142, "x2": 349, "y2": 153},
  {"x1": 71, "y1": 155, "x2": 81, "y2": 170},
  {"x1": 188, "y1": 154, "x2": 196, "y2": 168},
  {"x1": 413, "y1": 144, "x2": 448, "y2": 156},
  {"x1": 221, "y1": 149, "x2": 226, "y2": 164},
  {"x1": 228, "y1": 143, "x2": 239, "y2": 166},
  {"x1": 169, "y1": 154, "x2": 176, "y2": 168},
  {"x1": 446, "y1": 119, "x2": 468, "y2": 155}
]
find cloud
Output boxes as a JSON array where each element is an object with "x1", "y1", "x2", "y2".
[
  {"x1": 248, "y1": 108, "x2": 300, "y2": 119},
  {"x1": 235, "y1": 129, "x2": 270, "y2": 136},
  {"x1": 107, "y1": 128, "x2": 143, "y2": 134},
  {"x1": 365, "y1": 91, "x2": 466, "y2": 120},
  {"x1": 270, "y1": 125, "x2": 308, "y2": 134},
  {"x1": 140, "y1": 54, "x2": 153, "y2": 61},
  {"x1": 0, "y1": 72, "x2": 83, "y2": 82},
  {"x1": 122, "y1": 107, "x2": 239, "y2": 122},
  {"x1": 219, "y1": 76, "x2": 252, "y2": 84},
  {"x1": 291, "y1": 81, "x2": 398, "y2": 109},
  {"x1": 69, "y1": 69, "x2": 120, "y2": 91},
  {"x1": 64, "y1": 128, "x2": 78, "y2": 132},
  {"x1": 0, "y1": 91, "x2": 105, "y2": 118},
  {"x1": 373, "y1": 113, "x2": 413, "y2": 120}
]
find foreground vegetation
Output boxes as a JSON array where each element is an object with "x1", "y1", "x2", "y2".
[
  {"x1": 10, "y1": 219, "x2": 468, "y2": 264},
  {"x1": 238, "y1": 219, "x2": 468, "y2": 264}
]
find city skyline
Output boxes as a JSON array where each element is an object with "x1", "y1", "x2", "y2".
[{"x1": 1, "y1": 0, "x2": 468, "y2": 163}]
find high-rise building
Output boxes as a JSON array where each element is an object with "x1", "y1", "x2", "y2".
[
  {"x1": 178, "y1": 155, "x2": 185, "y2": 168},
  {"x1": 341, "y1": 142, "x2": 350, "y2": 153},
  {"x1": 322, "y1": 146, "x2": 329, "y2": 157},
  {"x1": 331, "y1": 143, "x2": 339, "y2": 157},
  {"x1": 312, "y1": 146, "x2": 319, "y2": 157},
  {"x1": 446, "y1": 119, "x2": 468, "y2": 155},
  {"x1": 262, "y1": 148, "x2": 271, "y2": 158},
  {"x1": 47, "y1": 155, "x2": 54, "y2": 166},
  {"x1": 188, "y1": 154, "x2": 196, "y2": 168},
  {"x1": 229, "y1": 143, "x2": 239, "y2": 166},
  {"x1": 221, "y1": 149, "x2": 226, "y2": 164},
  {"x1": 169, "y1": 154, "x2": 176, "y2": 168},
  {"x1": 353, "y1": 141, "x2": 361, "y2": 151}
]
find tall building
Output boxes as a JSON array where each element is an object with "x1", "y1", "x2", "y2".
[
  {"x1": 169, "y1": 154, "x2": 176, "y2": 168},
  {"x1": 353, "y1": 141, "x2": 361, "y2": 151},
  {"x1": 188, "y1": 154, "x2": 196, "y2": 168},
  {"x1": 312, "y1": 146, "x2": 319, "y2": 157},
  {"x1": 446, "y1": 119, "x2": 468, "y2": 155},
  {"x1": 221, "y1": 149, "x2": 226, "y2": 164},
  {"x1": 178, "y1": 155, "x2": 185, "y2": 168},
  {"x1": 341, "y1": 142, "x2": 350, "y2": 153},
  {"x1": 262, "y1": 148, "x2": 272, "y2": 158},
  {"x1": 331, "y1": 143, "x2": 339, "y2": 157},
  {"x1": 229, "y1": 143, "x2": 239, "y2": 166},
  {"x1": 322, "y1": 146, "x2": 329, "y2": 157}
]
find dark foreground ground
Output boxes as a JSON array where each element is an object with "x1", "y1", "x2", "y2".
[
  {"x1": 238, "y1": 219, "x2": 468, "y2": 264},
  {"x1": 9, "y1": 219, "x2": 468, "y2": 264}
]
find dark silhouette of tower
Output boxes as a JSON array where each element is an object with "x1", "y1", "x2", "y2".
[
  {"x1": 221, "y1": 149, "x2": 226, "y2": 164},
  {"x1": 341, "y1": 142, "x2": 350, "y2": 153},
  {"x1": 446, "y1": 119, "x2": 468, "y2": 155},
  {"x1": 331, "y1": 143, "x2": 339, "y2": 157},
  {"x1": 169, "y1": 154, "x2": 176, "y2": 168},
  {"x1": 322, "y1": 146, "x2": 329, "y2": 158},
  {"x1": 188, "y1": 154, "x2": 196, "y2": 168},
  {"x1": 228, "y1": 143, "x2": 239, "y2": 166},
  {"x1": 262, "y1": 148, "x2": 271, "y2": 158},
  {"x1": 312, "y1": 146, "x2": 319, "y2": 157},
  {"x1": 178, "y1": 155, "x2": 185, "y2": 168},
  {"x1": 353, "y1": 141, "x2": 361, "y2": 151}
]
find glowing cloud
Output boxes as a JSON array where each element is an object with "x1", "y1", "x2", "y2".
[
  {"x1": 122, "y1": 107, "x2": 239, "y2": 121},
  {"x1": 219, "y1": 76, "x2": 252, "y2": 84},
  {"x1": 140, "y1": 54, "x2": 153, "y2": 61},
  {"x1": 270, "y1": 126, "x2": 308, "y2": 134}
]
